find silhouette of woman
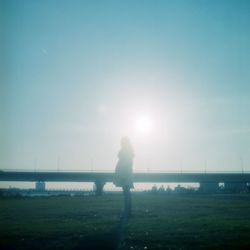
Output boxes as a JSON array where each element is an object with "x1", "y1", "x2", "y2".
[{"x1": 114, "y1": 136, "x2": 134, "y2": 217}]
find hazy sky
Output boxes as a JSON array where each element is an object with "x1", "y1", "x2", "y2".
[{"x1": 1, "y1": 0, "x2": 250, "y2": 173}]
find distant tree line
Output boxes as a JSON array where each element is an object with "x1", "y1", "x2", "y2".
[{"x1": 146, "y1": 184, "x2": 250, "y2": 194}]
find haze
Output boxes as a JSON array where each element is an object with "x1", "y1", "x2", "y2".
[{"x1": 1, "y1": 0, "x2": 250, "y2": 174}]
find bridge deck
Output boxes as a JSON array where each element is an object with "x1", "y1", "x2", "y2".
[{"x1": 1, "y1": 171, "x2": 250, "y2": 183}]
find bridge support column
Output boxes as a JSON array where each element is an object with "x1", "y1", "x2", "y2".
[
  {"x1": 94, "y1": 181, "x2": 105, "y2": 196},
  {"x1": 199, "y1": 182, "x2": 218, "y2": 193},
  {"x1": 36, "y1": 181, "x2": 46, "y2": 191},
  {"x1": 224, "y1": 182, "x2": 247, "y2": 193}
]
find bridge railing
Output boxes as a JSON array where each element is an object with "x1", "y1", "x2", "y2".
[{"x1": 1, "y1": 168, "x2": 250, "y2": 174}]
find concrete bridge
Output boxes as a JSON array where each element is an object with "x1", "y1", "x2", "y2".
[{"x1": 0, "y1": 171, "x2": 250, "y2": 195}]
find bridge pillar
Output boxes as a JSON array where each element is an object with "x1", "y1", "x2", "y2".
[
  {"x1": 199, "y1": 182, "x2": 218, "y2": 193},
  {"x1": 224, "y1": 182, "x2": 247, "y2": 193},
  {"x1": 35, "y1": 181, "x2": 45, "y2": 191},
  {"x1": 94, "y1": 181, "x2": 105, "y2": 196}
]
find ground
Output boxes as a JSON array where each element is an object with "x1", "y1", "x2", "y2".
[{"x1": 1, "y1": 193, "x2": 250, "y2": 250}]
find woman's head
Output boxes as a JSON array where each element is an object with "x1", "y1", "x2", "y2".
[
  {"x1": 120, "y1": 136, "x2": 134, "y2": 158},
  {"x1": 121, "y1": 136, "x2": 132, "y2": 149}
]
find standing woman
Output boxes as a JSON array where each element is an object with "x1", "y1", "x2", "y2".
[{"x1": 114, "y1": 136, "x2": 134, "y2": 217}]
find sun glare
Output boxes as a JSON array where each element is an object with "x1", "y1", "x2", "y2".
[{"x1": 135, "y1": 115, "x2": 153, "y2": 134}]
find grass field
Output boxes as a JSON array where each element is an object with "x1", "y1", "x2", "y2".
[{"x1": 1, "y1": 193, "x2": 250, "y2": 250}]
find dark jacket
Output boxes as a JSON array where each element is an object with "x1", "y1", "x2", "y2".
[{"x1": 114, "y1": 148, "x2": 134, "y2": 188}]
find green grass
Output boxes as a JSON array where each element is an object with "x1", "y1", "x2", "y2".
[
  {"x1": 0, "y1": 195, "x2": 123, "y2": 250},
  {"x1": 125, "y1": 194, "x2": 250, "y2": 250},
  {"x1": 1, "y1": 194, "x2": 250, "y2": 249}
]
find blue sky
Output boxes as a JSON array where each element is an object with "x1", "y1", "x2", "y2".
[{"x1": 1, "y1": 0, "x2": 250, "y2": 174}]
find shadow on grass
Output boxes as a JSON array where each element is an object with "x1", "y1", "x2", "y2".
[{"x1": 73, "y1": 215, "x2": 127, "y2": 250}]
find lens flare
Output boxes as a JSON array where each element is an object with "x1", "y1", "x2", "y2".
[{"x1": 135, "y1": 115, "x2": 153, "y2": 134}]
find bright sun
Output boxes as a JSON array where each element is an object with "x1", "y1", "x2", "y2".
[{"x1": 135, "y1": 115, "x2": 153, "y2": 134}]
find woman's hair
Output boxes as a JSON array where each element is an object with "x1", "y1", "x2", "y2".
[
  {"x1": 121, "y1": 136, "x2": 130, "y2": 147},
  {"x1": 121, "y1": 136, "x2": 134, "y2": 155}
]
